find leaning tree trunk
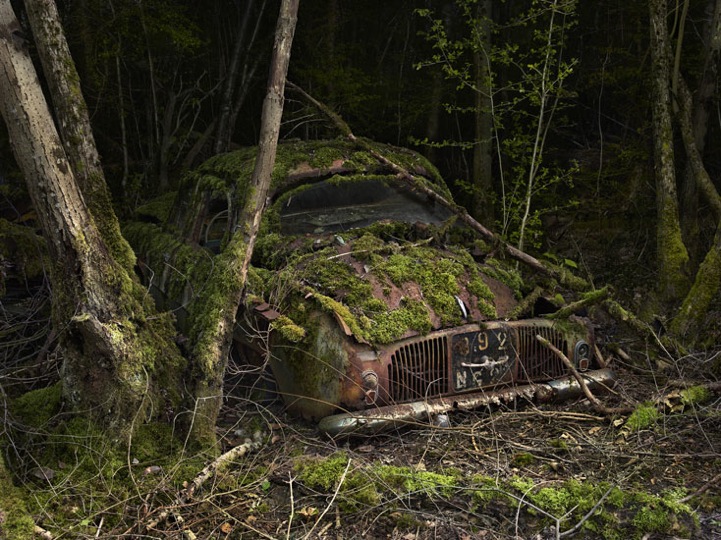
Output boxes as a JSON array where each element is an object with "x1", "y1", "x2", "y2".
[
  {"x1": 0, "y1": 0, "x2": 185, "y2": 442},
  {"x1": 678, "y1": 0, "x2": 721, "y2": 265},
  {"x1": 648, "y1": 0, "x2": 691, "y2": 303},
  {"x1": 184, "y1": 0, "x2": 300, "y2": 448},
  {"x1": 23, "y1": 0, "x2": 135, "y2": 273},
  {"x1": 670, "y1": 77, "x2": 721, "y2": 341}
]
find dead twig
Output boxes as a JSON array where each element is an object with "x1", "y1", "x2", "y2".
[
  {"x1": 143, "y1": 433, "x2": 264, "y2": 533},
  {"x1": 536, "y1": 335, "x2": 633, "y2": 415},
  {"x1": 301, "y1": 458, "x2": 351, "y2": 540},
  {"x1": 679, "y1": 471, "x2": 721, "y2": 503},
  {"x1": 560, "y1": 485, "x2": 615, "y2": 537}
]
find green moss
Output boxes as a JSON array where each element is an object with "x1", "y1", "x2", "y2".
[
  {"x1": 272, "y1": 315, "x2": 307, "y2": 342},
  {"x1": 679, "y1": 385, "x2": 711, "y2": 406},
  {"x1": 134, "y1": 191, "x2": 177, "y2": 223},
  {"x1": 374, "y1": 465, "x2": 458, "y2": 498},
  {"x1": 624, "y1": 403, "x2": 660, "y2": 432},
  {"x1": 12, "y1": 383, "x2": 62, "y2": 428},
  {"x1": 294, "y1": 452, "x2": 380, "y2": 511},
  {"x1": 0, "y1": 218, "x2": 49, "y2": 293},
  {"x1": 511, "y1": 452, "x2": 536, "y2": 467}
]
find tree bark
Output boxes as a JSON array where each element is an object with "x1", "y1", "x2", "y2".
[
  {"x1": 184, "y1": 0, "x2": 300, "y2": 447},
  {"x1": 23, "y1": 0, "x2": 136, "y2": 273},
  {"x1": 679, "y1": 0, "x2": 721, "y2": 264},
  {"x1": 0, "y1": 0, "x2": 185, "y2": 441},
  {"x1": 648, "y1": 0, "x2": 690, "y2": 303},
  {"x1": 670, "y1": 77, "x2": 721, "y2": 340}
]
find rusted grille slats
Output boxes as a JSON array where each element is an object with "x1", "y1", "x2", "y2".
[
  {"x1": 516, "y1": 325, "x2": 567, "y2": 381},
  {"x1": 389, "y1": 337, "x2": 448, "y2": 402}
]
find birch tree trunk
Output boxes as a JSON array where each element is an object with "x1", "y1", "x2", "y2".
[
  {"x1": 648, "y1": 0, "x2": 690, "y2": 303},
  {"x1": 0, "y1": 0, "x2": 185, "y2": 442},
  {"x1": 184, "y1": 0, "x2": 300, "y2": 447}
]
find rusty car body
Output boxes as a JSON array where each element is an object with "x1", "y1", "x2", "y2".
[{"x1": 125, "y1": 139, "x2": 614, "y2": 436}]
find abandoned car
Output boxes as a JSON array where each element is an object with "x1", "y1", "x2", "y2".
[{"x1": 125, "y1": 139, "x2": 615, "y2": 435}]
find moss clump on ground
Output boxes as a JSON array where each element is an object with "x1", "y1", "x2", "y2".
[
  {"x1": 373, "y1": 464, "x2": 459, "y2": 498},
  {"x1": 292, "y1": 455, "x2": 697, "y2": 538},
  {"x1": 12, "y1": 383, "x2": 63, "y2": 428},
  {"x1": 294, "y1": 452, "x2": 380, "y2": 511},
  {"x1": 624, "y1": 403, "x2": 661, "y2": 432},
  {"x1": 0, "y1": 459, "x2": 35, "y2": 539},
  {"x1": 4, "y1": 402, "x2": 207, "y2": 536}
]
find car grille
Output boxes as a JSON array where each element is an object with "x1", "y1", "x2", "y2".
[
  {"x1": 515, "y1": 324, "x2": 568, "y2": 382},
  {"x1": 388, "y1": 336, "x2": 449, "y2": 402}
]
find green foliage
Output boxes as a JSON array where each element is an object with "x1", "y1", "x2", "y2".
[
  {"x1": 415, "y1": 0, "x2": 580, "y2": 250},
  {"x1": 679, "y1": 385, "x2": 711, "y2": 407}
]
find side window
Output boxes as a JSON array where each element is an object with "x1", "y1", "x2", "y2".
[{"x1": 200, "y1": 198, "x2": 229, "y2": 252}]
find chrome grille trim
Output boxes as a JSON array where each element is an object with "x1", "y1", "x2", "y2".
[
  {"x1": 388, "y1": 336, "x2": 449, "y2": 402},
  {"x1": 516, "y1": 324, "x2": 567, "y2": 381}
]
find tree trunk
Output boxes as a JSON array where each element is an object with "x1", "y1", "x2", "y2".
[
  {"x1": 184, "y1": 0, "x2": 300, "y2": 447},
  {"x1": 214, "y1": 0, "x2": 255, "y2": 154},
  {"x1": 24, "y1": 0, "x2": 136, "y2": 272},
  {"x1": 471, "y1": 0, "x2": 494, "y2": 224},
  {"x1": 648, "y1": 0, "x2": 690, "y2": 303},
  {"x1": 679, "y1": 0, "x2": 721, "y2": 264},
  {"x1": 670, "y1": 77, "x2": 721, "y2": 340},
  {"x1": 0, "y1": 0, "x2": 185, "y2": 442}
]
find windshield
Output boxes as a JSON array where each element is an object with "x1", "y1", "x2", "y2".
[{"x1": 279, "y1": 179, "x2": 453, "y2": 234}]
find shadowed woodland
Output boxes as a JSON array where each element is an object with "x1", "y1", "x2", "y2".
[{"x1": 1, "y1": 0, "x2": 720, "y2": 538}]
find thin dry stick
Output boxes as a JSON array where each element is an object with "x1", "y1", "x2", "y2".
[
  {"x1": 536, "y1": 335, "x2": 633, "y2": 415},
  {"x1": 679, "y1": 471, "x2": 721, "y2": 503},
  {"x1": 286, "y1": 473, "x2": 295, "y2": 540},
  {"x1": 144, "y1": 435, "x2": 263, "y2": 532},
  {"x1": 560, "y1": 485, "x2": 615, "y2": 537},
  {"x1": 301, "y1": 458, "x2": 352, "y2": 540}
]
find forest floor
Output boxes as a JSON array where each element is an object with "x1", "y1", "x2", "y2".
[
  {"x1": 5, "y1": 287, "x2": 720, "y2": 539},
  {"x1": 133, "y1": 343, "x2": 721, "y2": 539}
]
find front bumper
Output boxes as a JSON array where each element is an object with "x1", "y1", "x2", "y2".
[{"x1": 318, "y1": 368, "x2": 616, "y2": 437}]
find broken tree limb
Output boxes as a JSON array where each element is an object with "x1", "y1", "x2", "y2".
[
  {"x1": 143, "y1": 434, "x2": 264, "y2": 533},
  {"x1": 287, "y1": 81, "x2": 588, "y2": 292},
  {"x1": 546, "y1": 286, "x2": 611, "y2": 319},
  {"x1": 536, "y1": 334, "x2": 633, "y2": 415}
]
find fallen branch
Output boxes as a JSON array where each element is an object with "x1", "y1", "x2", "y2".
[
  {"x1": 143, "y1": 433, "x2": 264, "y2": 533},
  {"x1": 546, "y1": 286, "x2": 611, "y2": 319},
  {"x1": 183, "y1": 432, "x2": 264, "y2": 500},
  {"x1": 679, "y1": 471, "x2": 721, "y2": 503},
  {"x1": 536, "y1": 335, "x2": 633, "y2": 415}
]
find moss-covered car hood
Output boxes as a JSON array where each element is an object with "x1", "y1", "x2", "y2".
[{"x1": 127, "y1": 138, "x2": 524, "y2": 347}]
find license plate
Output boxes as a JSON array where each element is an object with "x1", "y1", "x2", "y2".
[{"x1": 451, "y1": 327, "x2": 515, "y2": 391}]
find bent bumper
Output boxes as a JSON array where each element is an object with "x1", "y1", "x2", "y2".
[{"x1": 318, "y1": 368, "x2": 616, "y2": 437}]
